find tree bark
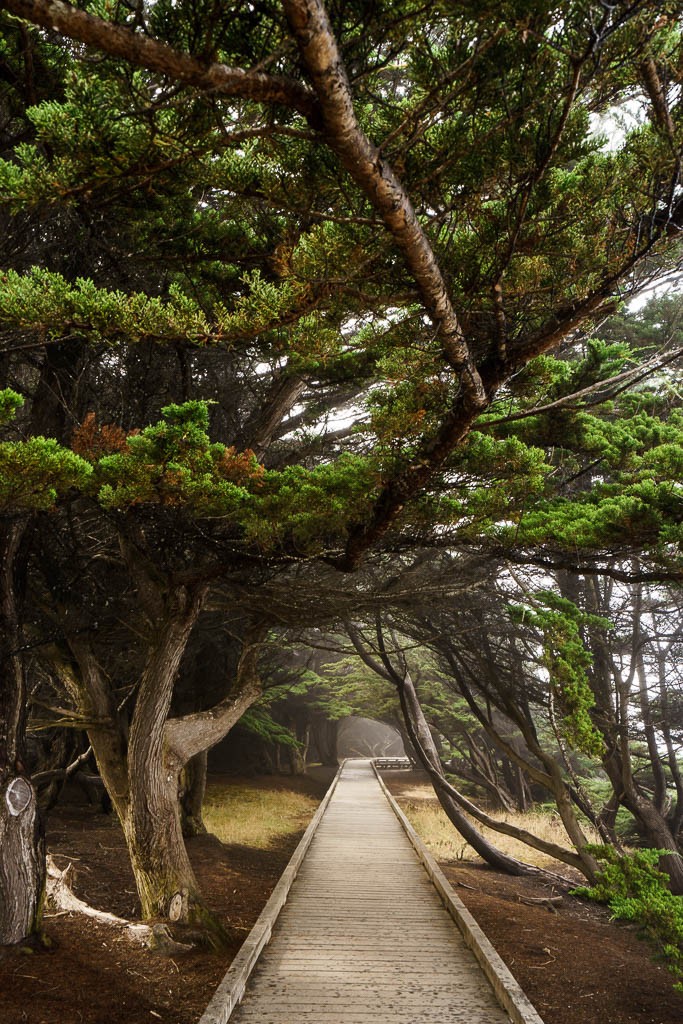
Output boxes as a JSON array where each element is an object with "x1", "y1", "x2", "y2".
[
  {"x1": 123, "y1": 584, "x2": 211, "y2": 927},
  {"x1": 583, "y1": 576, "x2": 683, "y2": 891},
  {"x1": 635, "y1": 646, "x2": 668, "y2": 815},
  {"x1": 656, "y1": 642, "x2": 683, "y2": 838},
  {"x1": 396, "y1": 669, "x2": 571, "y2": 876},
  {"x1": 68, "y1": 608, "x2": 267, "y2": 937},
  {"x1": 282, "y1": 0, "x2": 492, "y2": 568},
  {"x1": 0, "y1": 518, "x2": 45, "y2": 945},
  {"x1": 2, "y1": 0, "x2": 319, "y2": 121},
  {"x1": 282, "y1": 0, "x2": 484, "y2": 395},
  {"x1": 180, "y1": 750, "x2": 207, "y2": 838},
  {"x1": 55, "y1": 639, "x2": 130, "y2": 825},
  {"x1": 163, "y1": 623, "x2": 266, "y2": 765},
  {"x1": 0, "y1": 775, "x2": 44, "y2": 945},
  {"x1": 449, "y1": 652, "x2": 597, "y2": 863}
]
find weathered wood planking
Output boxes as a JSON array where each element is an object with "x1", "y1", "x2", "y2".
[{"x1": 217, "y1": 759, "x2": 532, "y2": 1024}]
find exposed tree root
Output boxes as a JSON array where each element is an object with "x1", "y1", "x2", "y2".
[{"x1": 45, "y1": 856, "x2": 192, "y2": 954}]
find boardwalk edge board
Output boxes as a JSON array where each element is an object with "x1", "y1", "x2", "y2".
[
  {"x1": 373, "y1": 763, "x2": 547, "y2": 1024},
  {"x1": 197, "y1": 762, "x2": 346, "y2": 1024}
]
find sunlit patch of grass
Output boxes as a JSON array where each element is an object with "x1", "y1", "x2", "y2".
[
  {"x1": 203, "y1": 783, "x2": 319, "y2": 850},
  {"x1": 398, "y1": 786, "x2": 598, "y2": 869}
]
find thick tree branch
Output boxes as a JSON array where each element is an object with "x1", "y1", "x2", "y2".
[
  {"x1": 640, "y1": 57, "x2": 678, "y2": 143},
  {"x1": 485, "y1": 344, "x2": 683, "y2": 427},
  {"x1": 238, "y1": 372, "x2": 308, "y2": 458},
  {"x1": 1, "y1": 0, "x2": 320, "y2": 123},
  {"x1": 282, "y1": 0, "x2": 486, "y2": 408},
  {"x1": 164, "y1": 624, "x2": 267, "y2": 765}
]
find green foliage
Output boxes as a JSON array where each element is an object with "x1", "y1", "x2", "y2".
[
  {"x1": 237, "y1": 709, "x2": 300, "y2": 750},
  {"x1": 243, "y1": 457, "x2": 376, "y2": 553},
  {"x1": 0, "y1": 389, "x2": 92, "y2": 511},
  {"x1": 0, "y1": 2, "x2": 681, "y2": 569},
  {"x1": 509, "y1": 592, "x2": 606, "y2": 757},
  {"x1": 0, "y1": 269, "x2": 225, "y2": 345},
  {"x1": 95, "y1": 400, "x2": 263, "y2": 515},
  {"x1": 314, "y1": 655, "x2": 400, "y2": 723},
  {"x1": 0, "y1": 437, "x2": 92, "y2": 512},
  {"x1": 0, "y1": 388, "x2": 23, "y2": 425},
  {"x1": 573, "y1": 846, "x2": 683, "y2": 989},
  {"x1": 487, "y1": 326, "x2": 683, "y2": 560},
  {"x1": 91, "y1": 401, "x2": 376, "y2": 554}
]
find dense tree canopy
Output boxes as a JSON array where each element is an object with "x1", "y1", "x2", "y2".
[{"x1": 1, "y1": 0, "x2": 683, "y2": 945}]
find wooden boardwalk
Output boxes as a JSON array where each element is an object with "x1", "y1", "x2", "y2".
[{"x1": 226, "y1": 759, "x2": 518, "y2": 1024}]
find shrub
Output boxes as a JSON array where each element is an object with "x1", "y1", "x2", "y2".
[{"x1": 572, "y1": 846, "x2": 683, "y2": 990}]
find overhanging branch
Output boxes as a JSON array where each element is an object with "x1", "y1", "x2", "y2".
[
  {"x1": 282, "y1": 0, "x2": 486, "y2": 408},
  {"x1": 1, "y1": 0, "x2": 321, "y2": 123}
]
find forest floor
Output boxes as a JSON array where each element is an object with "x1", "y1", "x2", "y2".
[{"x1": 0, "y1": 767, "x2": 680, "y2": 1024}]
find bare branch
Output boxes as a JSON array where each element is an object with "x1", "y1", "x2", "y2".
[{"x1": 486, "y1": 344, "x2": 683, "y2": 427}]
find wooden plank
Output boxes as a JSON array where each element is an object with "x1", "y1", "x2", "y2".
[
  {"x1": 373, "y1": 764, "x2": 548, "y2": 1024},
  {"x1": 201, "y1": 759, "x2": 544, "y2": 1024},
  {"x1": 197, "y1": 761, "x2": 346, "y2": 1024}
]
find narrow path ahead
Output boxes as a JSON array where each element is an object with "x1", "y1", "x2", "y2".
[{"x1": 229, "y1": 759, "x2": 515, "y2": 1023}]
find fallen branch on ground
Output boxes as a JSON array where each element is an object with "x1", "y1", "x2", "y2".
[
  {"x1": 517, "y1": 893, "x2": 564, "y2": 911},
  {"x1": 45, "y1": 856, "x2": 192, "y2": 953}
]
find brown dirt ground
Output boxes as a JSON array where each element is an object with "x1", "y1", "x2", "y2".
[
  {"x1": 0, "y1": 771, "x2": 333, "y2": 1024},
  {"x1": 0, "y1": 767, "x2": 681, "y2": 1024}
]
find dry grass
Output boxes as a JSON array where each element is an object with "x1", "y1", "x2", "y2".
[
  {"x1": 203, "y1": 782, "x2": 319, "y2": 850},
  {"x1": 398, "y1": 785, "x2": 598, "y2": 870}
]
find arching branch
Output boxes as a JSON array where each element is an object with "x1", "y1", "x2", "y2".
[{"x1": 2, "y1": 0, "x2": 321, "y2": 123}]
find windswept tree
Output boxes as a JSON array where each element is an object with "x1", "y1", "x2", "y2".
[
  {"x1": 344, "y1": 599, "x2": 606, "y2": 883},
  {"x1": 570, "y1": 568, "x2": 683, "y2": 885},
  {"x1": 1, "y1": 0, "x2": 683, "y2": 942}
]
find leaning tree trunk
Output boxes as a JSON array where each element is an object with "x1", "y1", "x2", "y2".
[
  {"x1": 67, "y1": 608, "x2": 266, "y2": 940},
  {"x1": 0, "y1": 518, "x2": 45, "y2": 945},
  {"x1": 583, "y1": 582, "x2": 683, "y2": 892},
  {"x1": 125, "y1": 613, "x2": 267, "y2": 940},
  {"x1": 396, "y1": 671, "x2": 539, "y2": 876},
  {"x1": 616, "y1": 775, "x2": 683, "y2": 893}
]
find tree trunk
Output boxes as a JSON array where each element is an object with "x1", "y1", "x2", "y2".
[
  {"x1": 636, "y1": 647, "x2": 668, "y2": 815},
  {"x1": 596, "y1": 793, "x2": 621, "y2": 846},
  {"x1": 0, "y1": 518, "x2": 45, "y2": 945},
  {"x1": 445, "y1": 652, "x2": 598, "y2": 877},
  {"x1": 180, "y1": 750, "x2": 207, "y2": 837},
  {"x1": 396, "y1": 670, "x2": 543, "y2": 877},
  {"x1": 124, "y1": 585, "x2": 212, "y2": 928},
  {"x1": 502, "y1": 756, "x2": 532, "y2": 812},
  {"x1": 288, "y1": 744, "x2": 306, "y2": 775},
  {"x1": 463, "y1": 733, "x2": 518, "y2": 812},
  {"x1": 312, "y1": 717, "x2": 338, "y2": 766},
  {"x1": 125, "y1": 615, "x2": 265, "y2": 937},
  {"x1": 623, "y1": 789, "x2": 683, "y2": 893},
  {"x1": 583, "y1": 578, "x2": 683, "y2": 891},
  {"x1": 287, "y1": 719, "x2": 310, "y2": 775},
  {"x1": 122, "y1": 764, "x2": 207, "y2": 928},
  {"x1": 57, "y1": 638, "x2": 131, "y2": 823},
  {"x1": 0, "y1": 776, "x2": 44, "y2": 944},
  {"x1": 66, "y1": 612, "x2": 265, "y2": 939},
  {"x1": 656, "y1": 645, "x2": 683, "y2": 838}
]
